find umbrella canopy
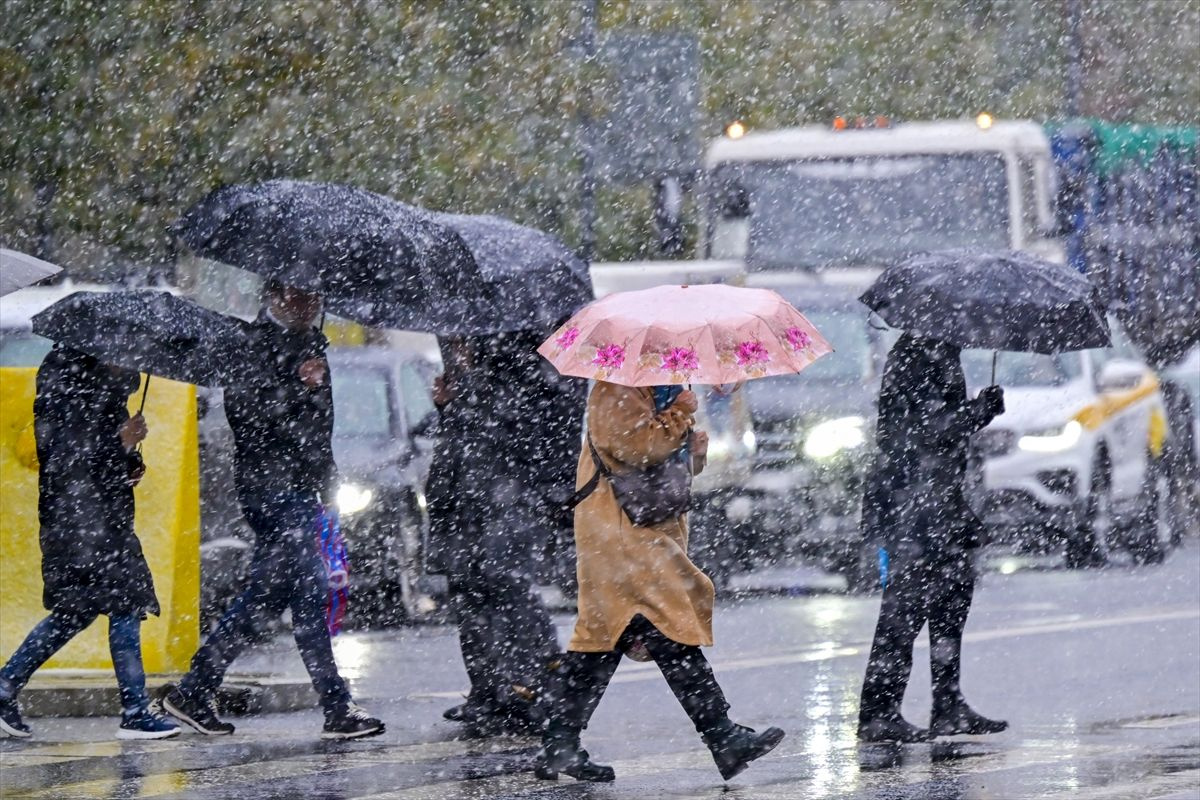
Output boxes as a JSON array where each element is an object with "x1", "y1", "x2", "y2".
[
  {"x1": 32, "y1": 290, "x2": 260, "y2": 387},
  {"x1": 538, "y1": 283, "x2": 832, "y2": 386},
  {"x1": 1, "y1": 249, "x2": 63, "y2": 297},
  {"x1": 172, "y1": 180, "x2": 501, "y2": 335},
  {"x1": 433, "y1": 213, "x2": 594, "y2": 331},
  {"x1": 860, "y1": 250, "x2": 1112, "y2": 354}
]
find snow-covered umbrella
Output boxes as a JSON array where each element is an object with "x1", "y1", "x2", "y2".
[
  {"x1": 31, "y1": 290, "x2": 261, "y2": 388},
  {"x1": 172, "y1": 180, "x2": 502, "y2": 335},
  {"x1": 860, "y1": 250, "x2": 1112, "y2": 355},
  {"x1": 432, "y1": 213, "x2": 594, "y2": 331},
  {"x1": 0, "y1": 249, "x2": 62, "y2": 297}
]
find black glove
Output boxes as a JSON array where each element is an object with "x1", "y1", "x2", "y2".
[{"x1": 978, "y1": 385, "x2": 1005, "y2": 419}]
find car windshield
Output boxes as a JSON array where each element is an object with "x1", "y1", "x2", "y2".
[
  {"x1": 961, "y1": 350, "x2": 1082, "y2": 388},
  {"x1": 331, "y1": 366, "x2": 393, "y2": 438},
  {"x1": 714, "y1": 153, "x2": 1010, "y2": 268},
  {"x1": 0, "y1": 331, "x2": 53, "y2": 367}
]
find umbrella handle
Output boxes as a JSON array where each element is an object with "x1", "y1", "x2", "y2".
[
  {"x1": 138, "y1": 374, "x2": 152, "y2": 415},
  {"x1": 135, "y1": 375, "x2": 151, "y2": 453},
  {"x1": 991, "y1": 351, "x2": 998, "y2": 385}
]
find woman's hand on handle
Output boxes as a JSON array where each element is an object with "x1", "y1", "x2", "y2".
[{"x1": 673, "y1": 390, "x2": 698, "y2": 415}]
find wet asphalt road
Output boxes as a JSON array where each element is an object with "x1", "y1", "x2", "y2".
[{"x1": 2, "y1": 542, "x2": 1198, "y2": 800}]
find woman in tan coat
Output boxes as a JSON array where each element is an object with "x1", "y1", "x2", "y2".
[{"x1": 535, "y1": 381, "x2": 784, "y2": 783}]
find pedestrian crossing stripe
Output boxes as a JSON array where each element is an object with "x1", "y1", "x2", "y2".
[{"x1": 2, "y1": 732, "x2": 1197, "y2": 799}]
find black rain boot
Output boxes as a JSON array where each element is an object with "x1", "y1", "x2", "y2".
[
  {"x1": 702, "y1": 719, "x2": 786, "y2": 781},
  {"x1": 931, "y1": 702, "x2": 1008, "y2": 736},
  {"x1": 857, "y1": 713, "x2": 933, "y2": 743},
  {"x1": 534, "y1": 724, "x2": 615, "y2": 782}
]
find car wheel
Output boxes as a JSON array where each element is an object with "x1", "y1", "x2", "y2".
[
  {"x1": 1064, "y1": 454, "x2": 1111, "y2": 569},
  {"x1": 1129, "y1": 455, "x2": 1173, "y2": 566}
]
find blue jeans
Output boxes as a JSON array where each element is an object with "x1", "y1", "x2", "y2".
[
  {"x1": 0, "y1": 610, "x2": 150, "y2": 715},
  {"x1": 178, "y1": 492, "x2": 351, "y2": 711}
]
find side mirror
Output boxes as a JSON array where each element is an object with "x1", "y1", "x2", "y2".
[{"x1": 1096, "y1": 359, "x2": 1146, "y2": 393}]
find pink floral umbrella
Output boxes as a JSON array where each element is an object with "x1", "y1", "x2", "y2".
[{"x1": 538, "y1": 284, "x2": 833, "y2": 386}]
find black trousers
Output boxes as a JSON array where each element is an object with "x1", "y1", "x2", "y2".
[
  {"x1": 859, "y1": 542, "x2": 975, "y2": 722},
  {"x1": 449, "y1": 562, "x2": 559, "y2": 709},
  {"x1": 544, "y1": 616, "x2": 731, "y2": 736}
]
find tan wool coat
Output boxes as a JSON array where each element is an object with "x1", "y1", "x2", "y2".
[{"x1": 567, "y1": 381, "x2": 716, "y2": 653}]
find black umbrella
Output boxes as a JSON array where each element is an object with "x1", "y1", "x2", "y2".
[
  {"x1": 31, "y1": 290, "x2": 261, "y2": 388},
  {"x1": 172, "y1": 181, "x2": 502, "y2": 335},
  {"x1": 432, "y1": 213, "x2": 594, "y2": 331},
  {"x1": 860, "y1": 250, "x2": 1111, "y2": 355}
]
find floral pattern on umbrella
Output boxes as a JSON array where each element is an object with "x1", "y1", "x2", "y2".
[
  {"x1": 660, "y1": 346, "x2": 700, "y2": 383},
  {"x1": 734, "y1": 339, "x2": 772, "y2": 377},
  {"x1": 537, "y1": 284, "x2": 833, "y2": 387},
  {"x1": 591, "y1": 343, "x2": 626, "y2": 379}
]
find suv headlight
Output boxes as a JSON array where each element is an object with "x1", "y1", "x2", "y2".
[
  {"x1": 803, "y1": 416, "x2": 866, "y2": 459},
  {"x1": 336, "y1": 482, "x2": 375, "y2": 517},
  {"x1": 1018, "y1": 420, "x2": 1082, "y2": 453}
]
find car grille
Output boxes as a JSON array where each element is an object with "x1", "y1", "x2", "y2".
[
  {"x1": 972, "y1": 428, "x2": 1015, "y2": 458},
  {"x1": 753, "y1": 420, "x2": 802, "y2": 469}
]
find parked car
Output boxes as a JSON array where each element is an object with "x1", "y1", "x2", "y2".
[
  {"x1": 962, "y1": 329, "x2": 1177, "y2": 566},
  {"x1": 741, "y1": 281, "x2": 890, "y2": 591}
]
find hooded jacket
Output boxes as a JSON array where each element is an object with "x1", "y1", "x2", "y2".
[{"x1": 34, "y1": 346, "x2": 159, "y2": 617}]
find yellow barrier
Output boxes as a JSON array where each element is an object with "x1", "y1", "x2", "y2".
[{"x1": 0, "y1": 369, "x2": 200, "y2": 673}]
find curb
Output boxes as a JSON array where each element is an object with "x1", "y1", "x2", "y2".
[{"x1": 19, "y1": 674, "x2": 316, "y2": 718}]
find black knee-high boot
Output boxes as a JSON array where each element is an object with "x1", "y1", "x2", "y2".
[{"x1": 535, "y1": 651, "x2": 619, "y2": 782}]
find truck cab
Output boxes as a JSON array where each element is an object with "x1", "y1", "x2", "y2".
[{"x1": 703, "y1": 118, "x2": 1061, "y2": 273}]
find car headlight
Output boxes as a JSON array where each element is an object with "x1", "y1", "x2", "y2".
[
  {"x1": 1018, "y1": 420, "x2": 1083, "y2": 453},
  {"x1": 707, "y1": 434, "x2": 732, "y2": 461},
  {"x1": 803, "y1": 416, "x2": 866, "y2": 459},
  {"x1": 741, "y1": 429, "x2": 757, "y2": 454},
  {"x1": 336, "y1": 482, "x2": 375, "y2": 517}
]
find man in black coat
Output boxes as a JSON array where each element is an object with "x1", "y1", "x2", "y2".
[
  {"x1": 857, "y1": 332, "x2": 1008, "y2": 742},
  {"x1": 0, "y1": 346, "x2": 178, "y2": 740},
  {"x1": 428, "y1": 330, "x2": 584, "y2": 735},
  {"x1": 164, "y1": 281, "x2": 383, "y2": 740}
]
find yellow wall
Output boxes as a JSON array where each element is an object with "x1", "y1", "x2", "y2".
[{"x1": 0, "y1": 369, "x2": 200, "y2": 673}]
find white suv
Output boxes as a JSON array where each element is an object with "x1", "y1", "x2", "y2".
[{"x1": 963, "y1": 337, "x2": 1173, "y2": 567}]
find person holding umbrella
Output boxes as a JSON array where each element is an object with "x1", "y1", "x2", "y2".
[
  {"x1": 427, "y1": 332, "x2": 574, "y2": 736},
  {"x1": 0, "y1": 346, "x2": 177, "y2": 740},
  {"x1": 533, "y1": 284, "x2": 831, "y2": 782},
  {"x1": 163, "y1": 279, "x2": 383, "y2": 740},
  {"x1": 856, "y1": 250, "x2": 1112, "y2": 742}
]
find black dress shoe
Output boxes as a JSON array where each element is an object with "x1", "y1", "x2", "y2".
[
  {"x1": 534, "y1": 732, "x2": 615, "y2": 782},
  {"x1": 931, "y1": 705, "x2": 1008, "y2": 736},
  {"x1": 702, "y1": 720, "x2": 787, "y2": 780},
  {"x1": 857, "y1": 715, "x2": 933, "y2": 743}
]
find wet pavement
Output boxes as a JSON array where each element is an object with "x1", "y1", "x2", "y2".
[{"x1": 2, "y1": 542, "x2": 1198, "y2": 799}]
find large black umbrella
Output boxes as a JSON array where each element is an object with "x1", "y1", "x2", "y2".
[
  {"x1": 860, "y1": 250, "x2": 1111, "y2": 354},
  {"x1": 172, "y1": 180, "x2": 501, "y2": 335},
  {"x1": 31, "y1": 290, "x2": 260, "y2": 388},
  {"x1": 433, "y1": 213, "x2": 594, "y2": 331}
]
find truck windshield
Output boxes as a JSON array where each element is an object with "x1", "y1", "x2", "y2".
[{"x1": 713, "y1": 153, "x2": 1010, "y2": 268}]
